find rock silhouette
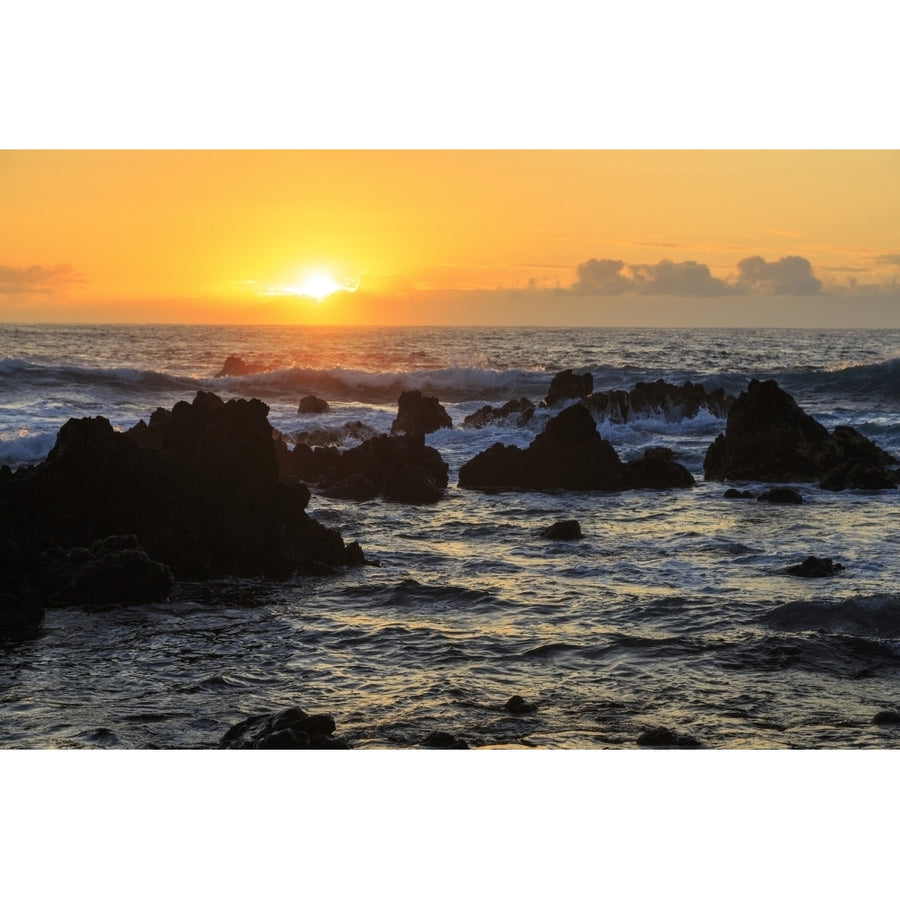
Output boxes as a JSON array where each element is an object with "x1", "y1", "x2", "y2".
[
  {"x1": 704, "y1": 379, "x2": 897, "y2": 488},
  {"x1": 0, "y1": 391, "x2": 364, "y2": 582},
  {"x1": 390, "y1": 390, "x2": 452, "y2": 435},
  {"x1": 458, "y1": 403, "x2": 693, "y2": 493},
  {"x1": 298, "y1": 394, "x2": 329, "y2": 414},
  {"x1": 291, "y1": 431, "x2": 449, "y2": 504},
  {"x1": 220, "y1": 706, "x2": 350, "y2": 749}
]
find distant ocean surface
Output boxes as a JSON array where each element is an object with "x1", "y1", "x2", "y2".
[{"x1": 2, "y1": 324, "x2": 900, "y2": 749}]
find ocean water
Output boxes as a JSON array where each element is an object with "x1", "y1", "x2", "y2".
[{"x1": 2, "y1": 324, "x2": 900, "y2": 749}]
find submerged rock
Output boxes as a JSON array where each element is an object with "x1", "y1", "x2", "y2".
[
  {"x1": 298, "y1": 394, "x2": 329, "y2": 414},
  {"x1": 220, "y1": 706, "x2": 350, "y2": 749},
  {"x1": 390, "y1": 390, "x2": 452, "y2": 435},
  {"x1": 458, "y1": 404, "x2": 692, "y2": 493},
  {"x1": 505, "y1": 695, "x2": 537, "y2": 715},
  {"x1": 704, "y1": 379, "x2": 897, "y2": 488},
  {"x1": 420, "y1": 731, "x2": 469, "y2": 749},
  {"x1": 782, "y1": 556, "x2": 845, "y2": 578},
  {"x1": 636, "y1": 726, "x2": 701, "y2": 748},
  {"x1": 215, "y1": 355, "x2": 268, "y2": 377},
  {"x1": 872, "y1": 710, "x2": 900, "y2": 726},
  {"x1": 540, "y1": 520, "x2": 582, "y2": 540},
  {"x1": 758, "y1": 487, "x2": 803, "y2": 505},
  {"x1": 723, "y1": 488, "x2": 755, "y2": 499}
]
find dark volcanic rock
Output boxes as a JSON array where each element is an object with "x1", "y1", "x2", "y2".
[
  {"x1": 215, "y1": 355, "x2": 268, "y2": 377},
  {"x1": 295, "y1": 432, "x2": 449, "y2": 504},
  {"x1": 390, "y1": 390, "x2": 452, "y2": 435},
  {"x1": 459, "y1": 404, "x2": 623, "y2": 492},
  {"x1": 704, "y1": 379, "x2": 897, "y2": 487},
  {"x1": 0, "y1": 392, "x2": 363, "y2": 580},
  {"x1": 220, "y1": 706, "x2": 350, "y2": 749},
  {"x1": 636, "y1": 726, "x2": 701, "y2": 748},
  {"x1": 723, "y1": 488, "x2": 755, "y2": 499},
  {"x1": 459, "y1": 404, "x2": 692, "y2": 493},
  {"x1": 586, "y1": 379, "x2": 733, "y2": 423},
  {"x1": 872, "y1": 710, "x2": 900, "y2": 726},
  {"x1": 540, "y1": 520, "x2": 582, "y2": 540},
  {"x1": 782, "y1": 556, "x2": 845, "y2": 578},
  {"x1": 463, "y1": 397, "x2": 535, "y2": 429},
  {"x1": 0, "y1": 576, "x2": 43, "y2": 642},
  {"x1": 298, "y1": 394, "x2": 329, "y2": 414},
  {"x1": 623, "y1": 447, "x2": 695, "y2": 490},
  {"x1": 505, "y1": 695, "x2": 537, "y2": 715},
  {"x1": 421, "y1": 731, "x2": 469, "y2": 749},
  {"x1": 41, "y1": 534, "x2": 174, "y2": 608},
  {"x1": 543, "y1": 369, "x2": 593, "y2": 406},
  {"x1": 758, "y1": 487, "x2": 803, "y2": 505}
]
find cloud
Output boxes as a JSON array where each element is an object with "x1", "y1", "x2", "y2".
[
  {"x1": 572, "y1": 258, "x2": 631, "y2": 294},
  {"x1": 569, "y1": 254, "x2": 832, "y2": 297},
  {"x1": 733, "y1": 255, "x2": 822, "y2": 295},
  {"x1": 573, "y1": 257, "x2": 730, "y2": 296},
  {"x1": 873, "y1": 254, "x2": 900, "y2": 266},
  {"x1": 629, "y1": 259, "x2": 730, "y2": 296},
  {"x1": 0, "y1": 264, "x2": 86, "y2": 296}
]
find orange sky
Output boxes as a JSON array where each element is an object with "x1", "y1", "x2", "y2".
[{"x1": 2, "y1": 149, "x2": 899, "y2": 326}]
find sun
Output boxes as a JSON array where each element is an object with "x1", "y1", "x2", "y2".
[{"x1": 296, "y1": 272, "x2": 344, "y2": 302}]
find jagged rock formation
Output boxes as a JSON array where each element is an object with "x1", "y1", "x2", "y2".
[
  {"x1": 542, "y1": 369, "x2": 594, "y2": 406},
  {"x1": 463, "y1": 397, "x2": 535, "y2": 429},
  {"x1": 290, "y1": 432, "x2": 449, "y2": 504},
  {"x1": 0, "y1": 391, "x2": 364, "y2": 584},
  {"x1": 585, "y1": 379, "x2": 733, "y2": 423},
  {"x1": 390, "y1": 390, "x2": 452, "y2": 435},
  {"x1": 704, "y1": 379, "x2": 897, "y2": 489},
  {"x1": 458, "y1": 404, "x2": 693, "y2": 493}
]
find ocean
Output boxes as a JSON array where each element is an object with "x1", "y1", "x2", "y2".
[{"x1": 2, "y1": 323, "x2": 900, "y2": 749}]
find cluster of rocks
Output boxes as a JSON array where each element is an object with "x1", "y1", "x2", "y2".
[
  {"x1": 1, "y1": 391, "x2": 365, "y2": 641},
  {"x1": 463, "y1": 397, "x2": 535, "y2": 429},
  {"x1": 704, "y1": 378, "x2": 898, "y2": 490},
  {"x1": 458, "y1": 403, "x2": 694, "y2": 492},
  {"x1": 287, "y1": 432, "x2": 449, "y2": 503},
  {"x1": 542, "y1": 369, "x2": 734, "y2": 423}
]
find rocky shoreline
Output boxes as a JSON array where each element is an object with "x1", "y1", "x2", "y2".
[{"x1": 3, "y1": 366, "x2": 898, "y2": 749}]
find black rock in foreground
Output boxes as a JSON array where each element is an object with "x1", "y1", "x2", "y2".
[
  {"x1": 220, "y1": 706, "x2": 350, "y2": 749},
  {"x1": 0, "y1": 391, "x2": 364, "y2": 582},
  {"x1": 41, "y1": 534, "x2": 174, "y2": 607},
  {"x1": 458, "y1": 404, "x2": 693, "y2": 493}
]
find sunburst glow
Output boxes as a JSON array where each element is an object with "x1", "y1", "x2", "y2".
[{"x1": 296, "y1": 273, "x2": 344, "y2": 301}]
